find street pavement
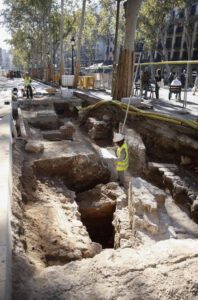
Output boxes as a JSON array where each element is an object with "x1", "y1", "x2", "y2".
[
  {"x1": 1, "y1": 76, "x2": 198, "y2": 123},
  {"x1": 150, "y1": 86, "x2": 198, "y2": 121}
]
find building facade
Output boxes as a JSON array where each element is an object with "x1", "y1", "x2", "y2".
[{"x1": 155, "y1": 3, "x2": 198, "y2": 61}]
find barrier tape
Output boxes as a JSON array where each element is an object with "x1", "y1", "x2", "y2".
[{"x1": 135, "y1": 60, "x2": 198, "y2": 66}]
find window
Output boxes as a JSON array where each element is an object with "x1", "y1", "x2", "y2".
[
  {"x1": 174, "y1": 37, "x2": 182, "y2": 49},
  {"x1": 166, "y1": 38, "x2": 172, "y2": 49},
  {"x1": 173, "y1": 51, "x2": 180, "y2": 60},
  {"x1": 193, "y1": 51, "x2": 198, "y2": 60},
  {"x1": 182, "y1": 51, "x2": 187, "y2": 60},
  {"x1": 178, "y1": 10, "x2": 184, "y2": 18},
  {"x1": 176, "y1": 26, "x2": 183, "y2": 34},
  {"x1": 191, "y1": 4, "x2": 196, "y2": 15},
  {"x1": 194, "y1": 39, "x2": 198, "y2": 49},
  {"x1": 167, "y1": 25, "x2": 174, "y2": 35}
]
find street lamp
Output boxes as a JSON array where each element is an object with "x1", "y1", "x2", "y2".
[{"x1": 71, "y1": 36, "x2": 75, "y2": 75}]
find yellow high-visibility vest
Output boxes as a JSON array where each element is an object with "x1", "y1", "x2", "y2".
[
  {"x1": 116, "y1": 141, "x2": 129, "y2": 171},
  {"x1": 24, "y1": 76, "x2": 31, "y2": 86}
]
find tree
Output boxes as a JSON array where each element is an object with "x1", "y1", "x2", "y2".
[
  {"x1": 73, "y1": 0, "x2": 87, "y2": 88},
  {"x1": 112, "y1": 0, "x2": 121, "y2": 97},
  {"x1": 2, "y1": 0, "x2": 54, "y2": 76},
  {"x1": 138, "y1": 0, "x2": 183, "y2": 77},
  {"x1": 2, "y1": 0, "x2": 80, "y2": 79},
  {"x1": 60, "y1": 0, "x2": 64, "y2": 78},
  {"x1": 113, "y1": 0, "x2": 142, "y2": 100}
]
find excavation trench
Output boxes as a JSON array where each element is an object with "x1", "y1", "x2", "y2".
[
  {"x1": 19, "y1": 158, "x2": 117, "y2": 269},
  {"x1": 12, "y1": 93, "x2": 198, "y2": 299},
  {"x1": 79, "y1": 213, "x2": 115, "y2": 248}
]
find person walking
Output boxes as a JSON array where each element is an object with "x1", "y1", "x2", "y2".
[
  {"x1": 192, "y1": 75, "x2": 198, "y2": 95},
  {"x1": 155, "y1": 69, "x2": 162, "y2": 99},
  {"x1": 113, "y1": 133, "x2": 129, "y2": 187},
  {"x1": 180, "y1": 69, "x2": 186, "y2": 88},
  {"x1": 24, "y1": 72, "x2": 33, "y2": 99},
  {"x1": 168, "y1": 72, "x2": 174, "y2": 86},
  {"x1": 192, "y1": 69, "x2": 197, "y2": 85},
  {"x1": 141, "y1": 67, "x2": 150, "y2": 99}
]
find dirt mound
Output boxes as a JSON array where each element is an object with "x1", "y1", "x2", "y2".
[{"x1": 15, "y1": 239, "x2": 198, "y2": 300}]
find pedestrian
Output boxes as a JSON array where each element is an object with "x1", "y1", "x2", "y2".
[
  {"x1": 24, "y1": 72, "x2": 33, "y2": 99},
  {"x1": 155, "y1": 69, "x2": 162, "y2": 99},
  {"x1": 113, "y1": 132, "x2": 129, "y2": 188},
  {"x1": 192, "y1": 69, "x2": 197, "y2": 85},
  {"x1": 168, "y1": 72, "x2": 174, "y2": 86},
  {"x1": 12, "y1": 87, "x2": 18, "y2": 101},
  {"x1": 141, "y1": 67, "x2": 150, "y2": 99},
  {"x1": 170, "y1": 76, "x2": 182, "y2": 100},
  {"x1": 171, "y1": 76, "x2": 182, "y2": 86},
  {"x1": 180, "y1": 69, "x2": 186, "y2": 88},
  {"x1": 192, "y1": 75, "x2": 198, "y2": 95}
]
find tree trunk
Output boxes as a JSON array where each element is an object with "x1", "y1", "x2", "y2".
[
  {"x1": 183, "y1": 3, "x2": 193, "y2": 85},
  {"x1": 113, "y1": 48, "x2": 134, "y2": 100},
  {"x1": 149, "y1": 51, "x2": 155, "y2": 81},
  {"x1": 73, "y1": 0, "x2": 87, "y2": 88},
  {"x1": 113, "y1": 0, "x2": 142, "y2": 100},
  {"x1": 160, "y1": 32, "x2": 171, "y2": 76},
  {"x1": 111, "y1": 0, "x2": 121, "y2": 97},
  {"x1": 60, "y1": 0, "x2": 64, "y2": 80}
]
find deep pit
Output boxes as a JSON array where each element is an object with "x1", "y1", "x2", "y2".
[{"x1": 81, "y1": 215, "x2": 115, "y2": 248}]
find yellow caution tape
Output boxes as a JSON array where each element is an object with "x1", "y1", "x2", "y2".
[{"x1": 135, "y1": 60, "x2": 198, "y2": 67}]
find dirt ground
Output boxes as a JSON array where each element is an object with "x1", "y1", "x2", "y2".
[{"x1": 11, "y1": 96, "x2": 198, "y2": 300}]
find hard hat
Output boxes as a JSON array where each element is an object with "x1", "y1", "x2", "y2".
[{"x1": 113, "y1": 132, "x2": 124, "y2": 142}]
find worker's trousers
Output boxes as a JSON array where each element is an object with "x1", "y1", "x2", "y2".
[{"x1": 26, "y1": 85, "x2": 33, "y2": 99}]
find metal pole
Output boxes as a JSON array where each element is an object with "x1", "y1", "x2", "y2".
[
  {"x1": 71, "y1": 45, "x2": 74, "y2": 75},
  {"x1": 183, "y1": 63, "x2": 189, "y2": 109},
  {"x1": 140, "y1": 64, "x2": 142, "y2": 97}
]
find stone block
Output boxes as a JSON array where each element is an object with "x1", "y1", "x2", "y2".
[{"x1": 25, "y1": 140, "x2": 44, "y2": 153}]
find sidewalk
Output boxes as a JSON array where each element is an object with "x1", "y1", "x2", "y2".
[{"x1": 0, "y1": 87, "x2": 12, "y2": 300}]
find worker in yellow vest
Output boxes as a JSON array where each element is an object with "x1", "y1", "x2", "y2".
[
  {"x1": 24, "y1": 72, "x2": 33, "y2": 99},
  {"x1": 113, "y1": 132, "x2": 129, "y2": 187}
]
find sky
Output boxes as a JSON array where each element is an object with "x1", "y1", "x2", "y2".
[{"x1": 0, "y1": 0, "x2": 11, "y2": 50}]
